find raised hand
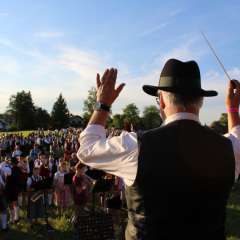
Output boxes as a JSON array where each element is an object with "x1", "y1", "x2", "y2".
[
  {"x1": 96, "y1": 68, "x2": 125, "y2": 107},
  {"x1": 226, "y1": 79, "x2": 240, "y2": 108},
  {"x1": 226, "y1": 79, "x2": 240, "y2": 131}
]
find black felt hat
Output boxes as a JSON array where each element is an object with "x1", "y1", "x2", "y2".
[{"x1": 143, "y1": 59, "x2": 218, "y2": 97}]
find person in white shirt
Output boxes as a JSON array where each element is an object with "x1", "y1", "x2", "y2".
[
  {"x1": 12, "y1": 145, "x2": 22, "y2": 158},
  {"x1": 77, "y1": 60, "x2": 240, "y2": 240},
  {"x1": 0, "y1": 174, "x2": 8, "y2": 232}
]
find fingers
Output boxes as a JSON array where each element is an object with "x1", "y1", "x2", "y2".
[
  {"x1": 101, "y1": 69, "x2": 109, "y2": 84},
  {"x1": 99, "y1": 68, "x2": 117, "y2": 86},
  {"x1": 115, "y1": 83, "x2": 126, "y2": 97},
  {"x1": 230, "y1": 80, "x2": 237, "y2": 89},
  {"x1": 228, "y1": 79, "x2": 238, "y2": 95},
  {"x1": 109, "y1": 69, "x2": 118, "y2": 87},
  {"x1": 96, "y1": 73, "x2": 100, "y2": 89},
  {"x1": 232, "y1": 79, "x2": 240, "y2": 93},
  {"x1": 105, "y1": 68, "x2": 114, "y2": 85}
]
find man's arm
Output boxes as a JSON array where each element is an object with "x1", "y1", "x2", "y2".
[
  {"x1": 225, "y1": 80, "x2": 240, "y2": 179},
  {"x1": 77, "y1": 68, "x2": 138, "y2": 186}
]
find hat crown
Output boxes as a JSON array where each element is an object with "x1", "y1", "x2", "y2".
[
  {"x1": 160, "y1": 59, "x2": 200, "y2": 79},
  {"x1": 142, "y1": 58, "x2": 218, "y2": 97}
]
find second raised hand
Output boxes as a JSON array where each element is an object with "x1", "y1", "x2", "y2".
[{"x1": 96, "y1": 68, "x2": 125, "y2": 107}]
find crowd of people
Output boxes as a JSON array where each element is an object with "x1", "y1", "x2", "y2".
[{"x1": 0, "y1": 127, "x2": 126, "y2": 234}]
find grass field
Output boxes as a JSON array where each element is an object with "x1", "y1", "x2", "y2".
[{"x1": 0, "y1": 130, "x2": 55, "y2": 138}]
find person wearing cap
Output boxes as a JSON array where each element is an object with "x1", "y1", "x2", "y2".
[
  {"x1": 1, "y1": 157, "x2": 22, "y2": 224},
  {"x1": 77, "y1": 60, "x2": 240, "y2": 239}
]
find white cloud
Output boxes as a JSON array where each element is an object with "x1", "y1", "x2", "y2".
[
  {"x1": 35, "y1": 32, "x2": 66, "y2": 38},
  {"x1": 168, "y1": 8, "x2": 186, "y2": 17},
  {"x1": 229, "y1": 67, "x2": 240, "y2": 79},
  {"x1": 157, "y1": 38, "x2": 205, "y2": 65},
  {"x1": 0, "y1": 38, "x2": 15, "y2": 48},
  {"x1": 139, "y1": 22, "x2": 168, "y2": 37},
  {"x1": 0, "y1": 56, "x2": 25, "y2": 78}
]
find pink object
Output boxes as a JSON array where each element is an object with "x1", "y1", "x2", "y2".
[{"x1": 226, "y1": 108, "x2": 239, "y2": 112}]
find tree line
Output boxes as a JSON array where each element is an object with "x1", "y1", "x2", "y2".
[
  {"x1": 0, "y1": 88, "x2": 228, "y2": 131},
  {"x1": 1, "y1": 91, "x2": 70, "y2": 130}
]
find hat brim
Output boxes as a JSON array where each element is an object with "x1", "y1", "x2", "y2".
[{"x1": 143, "y1": 85, "x2": 218, "y2": 97}]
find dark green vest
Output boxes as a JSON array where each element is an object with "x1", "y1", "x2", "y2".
[{"x1": 125, "y1": 120, "x2": 235, "y2": 240}]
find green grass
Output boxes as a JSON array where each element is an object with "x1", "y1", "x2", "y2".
[
  {"x1": 226, "y1": 182, "x2": 240, "y2": 240},
  {"x1": 0, "y1": 192, "x2": 126, "y2": 240},
  {"x1": 0, "y1": 130, "x2": 55, "y2": 138}
]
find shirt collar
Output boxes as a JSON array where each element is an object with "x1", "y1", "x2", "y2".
[{"x1": 161, "y1": 113, "x2": 201, "y2": 127}]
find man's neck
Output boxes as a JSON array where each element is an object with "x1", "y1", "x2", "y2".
[{"x1": 162, "y1": 107, "x2": 200, "y2": 121}]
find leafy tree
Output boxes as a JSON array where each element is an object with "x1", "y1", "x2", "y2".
[
  {"x1": 211, "y1": 113, "x2": 228, "y2": 127},
  {"x1": 0, "y1": 112, "x2": 12, "y2": 125},
  {"x1": 6, "y1": 91, "x2": 35, "y2": 130},
  {"x1": 112, "y1": 114, "x2": 124, "y2": 129},
  {"x1": 83, "y1": 86, "x2": 112, "y2": 124},
  {"x1": 51, "y1": 93, "x2": 70, "y2": 128},
  {"x1": 34, "y1": 107, "x2": 51, "y2": 129},
  {"x1": 123, "y1": 103, "x2": 141, "y2": 130},
  {"x1": 83, "y1": 87, "x2": 97, "y2": 122},
  {"x1": 142, "y1": 105, "x2": 162, "y2": 130}
]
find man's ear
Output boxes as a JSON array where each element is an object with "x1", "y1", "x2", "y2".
[{"x1": 160, "y1": 92, "x2": 165, "y2": 109}]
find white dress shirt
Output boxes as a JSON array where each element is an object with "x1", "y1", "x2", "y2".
[
  {"x1": 1, "y1": 163, "x2": 12, "y2": 176},
  {"x1": 78, "y1": 113, "x2": 240, "y2": 186}
]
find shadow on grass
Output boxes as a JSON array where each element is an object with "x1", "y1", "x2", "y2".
[{"x1": 1, "y1": 219, "x2": 75, "y2": 240}]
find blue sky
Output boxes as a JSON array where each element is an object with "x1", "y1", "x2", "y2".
[{"x1": 0, "y1": 0, "x2": 239, "y2": 125}]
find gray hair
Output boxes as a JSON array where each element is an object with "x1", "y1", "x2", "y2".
[{"x1": 160, "y1": 91, "x2": 203, "y2": 111}]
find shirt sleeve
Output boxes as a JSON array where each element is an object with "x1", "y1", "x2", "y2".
[
  {"x1": 30, "y1": 150, "x2": 34, "y2": 159},
  {"x1": 72, "y1": 176, "x2": 80, "y2": 189},
  {"x1": 224, "y1": 124, "x2": 240, "y2": 180},
  {"x1": 1, "y1": 164, "x2": 11, "y2": 176},
  {"x1": 26, "y1": 162, "x2": 30, "y2": 173},
  {"x1": 54, "y1": 172, "x2": 59, "y2": 180},
  {"x1": 27, "y1": 177, "x2": 32, "y2": 186},
  {"x1": 77, "y1": 124, "x2": 138, "y2": 186},
  {"x1": 0, "y1": 175, "x2": 4, "y2": 186},
  {"x1": 48, "y1": 161, "x2": 53, "y2": 170}
]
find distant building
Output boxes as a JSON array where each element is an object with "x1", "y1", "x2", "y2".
[
  {"x1": 69, "y1": 115, "x2": 84, "y2": 127},
  {"x1": 0, "y1": 118, "x2": 9, "y2": 131}
]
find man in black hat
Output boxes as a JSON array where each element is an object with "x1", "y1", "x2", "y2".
[
  {"x1": 77, "y1": 59, "x2": 240, "y2": 239},
  {"x1": 1, "y1": 157, "x2": 21, "y2": 224}
]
